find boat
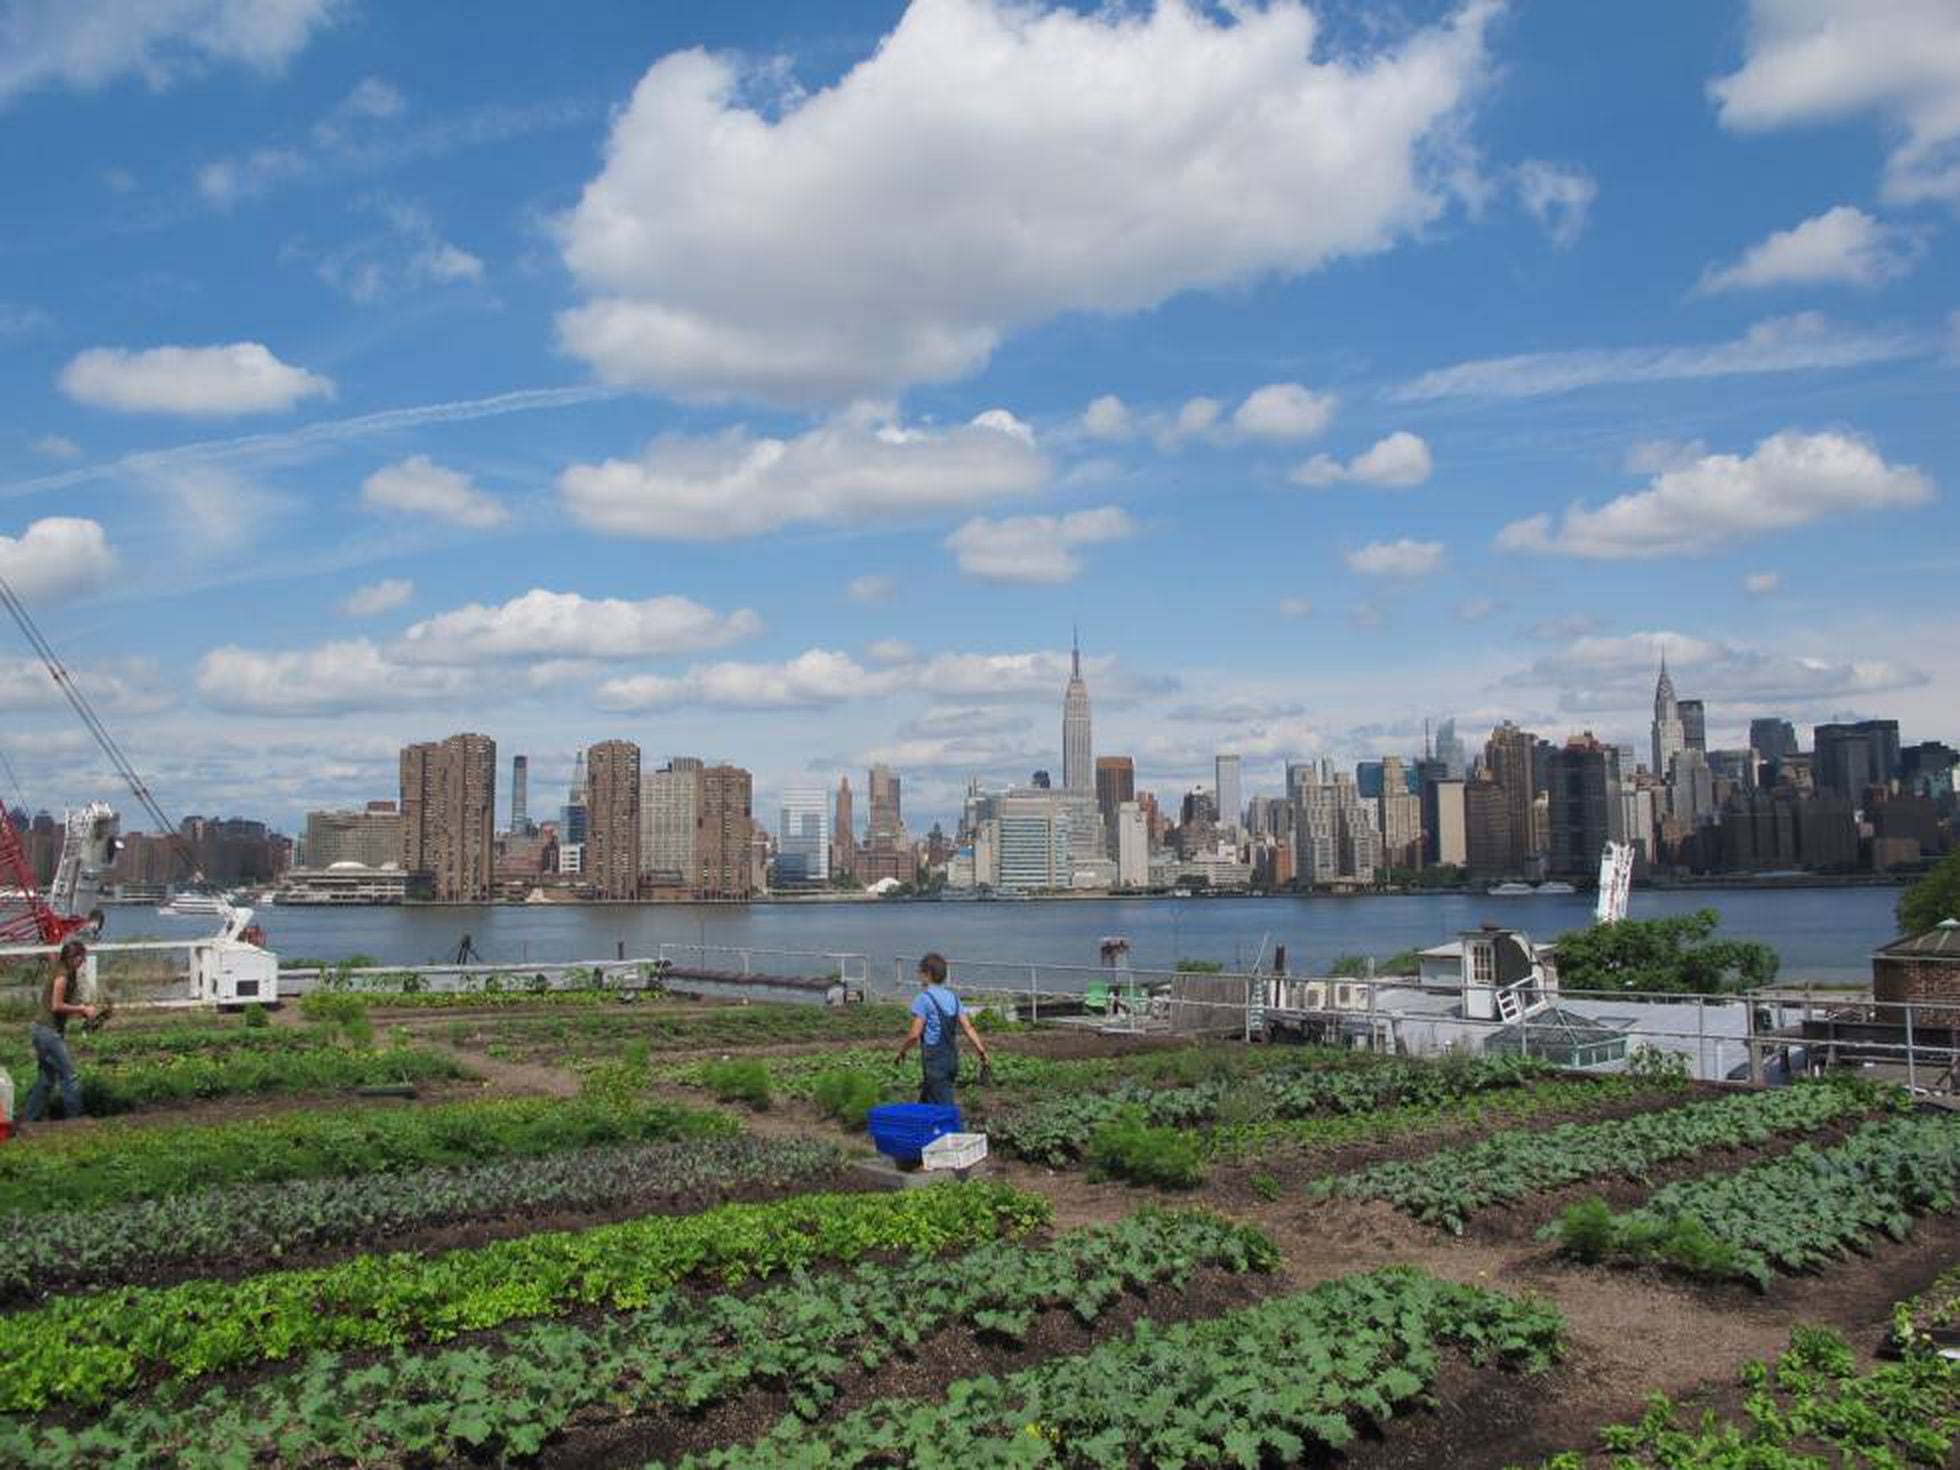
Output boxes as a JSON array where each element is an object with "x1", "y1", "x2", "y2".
[
  {"x1": 1534, "y1": 881, "x2": 1577, "y2": 895},
  {"x1": 1486, "y1": 882, "x2": 1535, "y2": 896},
  {"x1": 156, "y1": 892, "x2": 235, "y2": 917}
]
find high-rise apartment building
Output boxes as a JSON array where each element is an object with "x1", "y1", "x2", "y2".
[
  {"x1": 1677, "y1": 699, "x2": 1706, "y2": 753},
  {"x1": 1485, "y1": 722, "x2": 1538, "y2": 875},
  {"x1": 1062, "y1": 631, "x2": 1092, "y2": 793},
  {"x1": 1463, "y1": 777, "x2": 1512, "y2": 880},
  {"x1": 400, "y1": 733, "x2": 496, "y2": 901},
  {"x1": 1376, "y1": 755, "x2": 1422, "y2": 870},
  {"x1": 1290, "y1": 761, "x2": 1380, "y2": 884},
  {"x1": 1214, "y1": 754, "x2": 1242, "y2": 834},
  {"x1": 303, "y1": 802, "x2": 402, "y2": 868},
  {"x1": 640, "y1": 757, "x2": 702, "y2": 887},
  {"x1": 584, "y1": 740, "x2": 642, "y2": 900},
  {"x1": 777, "y1": 788, "x2": 830, "y2": 884},
  {"x1": 1425, "y1": 778, "x2": 1467, "y2": 867},
  {"x1": 1115, "y1": 800, "x2": 1149, "y2": 887},
  {"x1": 696, "y1": 765, "x2": 754, "y2": 898},
  {"x1": 509, "y1": 755, "x2": 529, "y2": 834},
  {"x1": 1651, "y1": 657, "x2": 1686, "y2": 780},
  {"x1": 1668, "y1": 747, "x2": 1716, "y2": 825},
  {"x1": 830, "y1": 775, "x2": 857, "y2": 879},
  {"x1": 1095, "y1": 756, "x2": 1135, "y2": 859},
  {"x1": 1547, "y1": 733, "x2": 1617, "y2": 878}
]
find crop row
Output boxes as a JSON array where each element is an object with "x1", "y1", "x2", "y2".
[
  {"x1": 0, "y1": 1135, "x2": 849, "y2": 1303},
  {"x1": 463, "y1": 1002, "x2": 917, "y2": 1055},
  {"x1": 1891, "y1": 1262, "x2": 1960, "y2": 1356},
  {"x1": 665, "y1": 1266, "x2": 1565, "y2": 1469},
  {"x1": 1528, "y1": 1324, "x2": 1956, "y2": 1468},
  {"x1": 0, "y1": 1096, "x2": 733, "y2": 1214},
  {"x1": 990, "y1": 1052, "x2": 1560, "y2": 1165},
  {"x1": 2, "y1": 1022, "x2": 322, "y2": 1063},
  {"x1": 1314, "y1": 1078, "x2": 1880, "y2": 1232},
  {"x1": 1551, "y1": 1111, "x2": 1960, "y2": 1288},
  {"x1": 0, "y1": 1209, "x2": 1269, "y2": 1467},
  {"x1": 0, "y1": 1181, "x2": 1050, "y2": 1412},
  {"x1": 28, "y1": 1041, "x2": 467, "y2": 1115}
]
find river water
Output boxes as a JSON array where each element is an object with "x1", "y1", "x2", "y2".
[{"x1": 112, "y1": 886, "x2": 1904, "y2": 987}]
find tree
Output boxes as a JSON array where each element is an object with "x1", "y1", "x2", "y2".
[
  {"x1": 1898, "y1": 849, "x2": 1960, "y2": 936},
  {"x1": 1552, "y1": 908, "x2": 1779, "y2": 996}
]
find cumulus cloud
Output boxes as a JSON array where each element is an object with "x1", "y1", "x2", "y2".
[
  {"x1": 0, "y1": 0, "x2": 338, "y2": 109},
  {"x1": 362, "y1": 455, "x2": 508, "y2": 528},
  {"x1": 340, "y1": 577, "x2": 413, "y2": 617},
  {"x1": 945, "y1": 505, "x2": 1137, "y2": 583},
  {"x1": 197, "y1": 146, "x2": 305, "y2": 207},
  {"x1": 1345, "y1": 538, "x2": 1444, "y2": 576},
  {"x1": 1515, "y1": 159, "x2": 1597, "y2": 247},
  {"x1": 1496, "y1": 430, "x2": 1932, "y2": 559},
  {"x1": 1511, "y1": 629, "x2": 1927, "y2": 713},
  {"x1": 1291, "y1": 430, "x2": 1432, "y2": 488},
  {"x1": 1394, "y1": 313, "x2": 1920, "y2": 401},
  {"x1": 394, "y1": 589, "x2": 761, "y2": 664},
  {"x1": 0, "y1": 655, "x2": 171, "y2": 715},
  {"x1": 1698, "y1": 205, "x2": 1922, "y2": 292},
  {"x1": 1710, "y1": 0, "x2": 1960, "y2": 205},
  {"x1": 196, "y1": 639, "x2": 470, "y2": 716},
  {"x1": 0, "y1": 516, "x2": 117, "y2": 604},
  {"x1": 864, "y1": 638, "x2": 915, "y2": 666},
  {"x1": 59, "y1": 342, "x2": 333, "y2": 417},
  {"x1": 1080, "y1": 394, "x2": 1133, "y2": 442},
  {"x1": 846, "y1": 573, "x2": 896, "y2": 605},
  {"x1": 1230, "y1": 382, "x2": 1336, "y2": 442},
  {"x1": 560, "y1": 410, "x2": 1046, "y2": 540},
  {"x1": 1743, "y1": 570, "x2": 1781, "y2": 595},
  {"x1": 307, "y1": 199, "x2": 485, "y2": 303},
  {"x1": 556, "y1": 0, "x2": 1498, "y2": 404}
]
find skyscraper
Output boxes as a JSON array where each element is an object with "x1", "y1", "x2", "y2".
[
  {"x1": 1677, "y1": 699, "x2": 1706, "y2": 753},
  {"x1": 1813, "y1": 720, "x2": 1902, "y2": 797},
  {"x1": 1094, "y1": 756, "x2": 1134, "y2": 859},
  {"x1": 1377, "y1": 754, "x2": 1421, "y2": 870},
  {"x1": 1651, "y1": 654, "x2": 1685, "y2": 781},
  {"x1": 1433, "y1": 717, "x2": 1467, "y2": 780},
  {"x1": 640, "y1": 757, "x2": 702, "y2": 887},
  {"x1": 1214, "y1": 754, "x2": 1242, "y2": 834},
  {"x1": 861, "y1": 764, "x2": 911, "y2": 884},
  {"x1": 1547, "y1": 734, "x2": 1616, "y2": 878},
  {"x1": 509, "y1": 754, "x2": 529, "y2": 834},
  {"x1": 562, "y1": 751, "x2": 589, "y2": 846},
  {"x1": 584, "y1": 740, "x2": 642, "y2": 900},
  {"x1": 1485, "y1": 722, "x2": 1538, "y2": 874},
  {"x1": 1749, "y1": 718, "x2": 1799, "y2": 763},
  {"x1": 400, "y1": 733, "x2": 496, "y2": 902},
  {"x1": 830, "y1": 775, "x2": 857, "y2": 879},
  {"x1": 696, "y1": 765, "x2": 754, "y2": 898},
  {"x1": 1062, "y1": 630, "x2": 1092, "y2": 793},
  {"x1": 777, "y1": 788, "x2": 830, "y2": 884}
]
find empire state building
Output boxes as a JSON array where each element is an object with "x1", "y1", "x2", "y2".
[{"x1": 1062, "y1": 630, "x2": 1092, "y2": 792}]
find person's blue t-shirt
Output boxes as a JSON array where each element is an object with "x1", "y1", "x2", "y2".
[{"x1": 911, "y1": 985, "x2": 960, "y2": 1046}]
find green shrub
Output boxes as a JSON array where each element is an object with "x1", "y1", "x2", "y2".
[
  {"x1": 811, "y1": 1068, "x2": 887, "y2": 1128},
  {"x1": 1552, "y1": 1198, "x2": 1616, "y2": 1262},
  {"x1": 1086, "y1": 1107, "x2": 1205, "y2": 1188},
  {"x1": 702, "y1": 1058, "x2": 772, "y2": 1110},
  {"x1": 242, "y1": 1003, "x2": 268, "y2": 1029}
]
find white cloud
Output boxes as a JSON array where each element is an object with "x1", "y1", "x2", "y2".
[
  {"x1": 361, "y1": 455, "x2": 508, "y2": 528},
  {"x1": 1497, "y1": 430, "x2": 1932, "y2": 559},
  {"x1": 864, "y1": 637, "x2": 915, "y2": 665},
  {"x1": 597, "y1": 648, "x2": 896, "y2": 712},
  {"x1": 308, "y1": 200, "x2": 485, "y2": 303},
  {"x1": 1698, "y1": 205, "x2": 1921, "y2": 292},
  {"x1": 1278, "y1": 596, "x2": 1314, "y2": 619},
  {"x1": 1515, "y1": 159, "x2": 1597, "y2": 247},
  {"x1": 914, "y1": 648, "x2": 1129, "y2": 700},
  {"x1": 311, "y1": 76, "x2": 404, "y2": 147},
  {"x1": 197, "y1": 146, "x2": 305, "y2": 207},
  {"x1": 1230, "y1": 382, "x2": 1336, "y2": 442},
  {"x1": 394, "y1": 588, "x2": 761, "y2": 664},
  {"x1": 1512, "y1": 629, "x2": 1927, "y2": 714},
  {"x1": 0, "y1": 0, "x2": 338, "y2": 108},
  {"x1": 1394, "y1": 313, "x2": 1920, "y2": 401},
  {"x1": 1080, "y1": 394, "x2": 1133, "y2": 442},
  {"x1": 1623, "y1": 438, "x2": 1708, "y2": 475},
  {"x1": 899, "y1": 705, "x2": 1031, "y2": 738},
  {"x1": 195, "y1": 639, "x2": 469, "y2": 717},
  {"x1": 29, "y1": 435, "x2": 81, "y2": 460},
  {"x1": 0, "y1": 655, "x2": 170, "y2": 715},
  {"x1": 1292, "y1": 430, "x2": 1432, "y2": 489},
  {"x1": 945, "y1": 505, "x2": 1137, "y2": 584},
  {"x1": 340, "y1": 577, "x2": 413, "y2": 616},
  {"x1": 1711, "y1": 0, "x2": 1960, "y2": 205},
  {"x1": 560, "y1": 409, "x2": 1046, "y2": 540},
  {"x1": 0, "y1": 517, "x2": 117, "y2": 604},
  {"x1": 59, "y1": 342, "x2": 333, "y2": 417},
  {"x1": 557, "y1": 0, "x2": 1498, "y2": 404},
  {"x1": 1345, "y1": 538, "x2": 1444, "y2": 577},
  {"x1": 1743, "y1": 571, "x2": 1781, "y2": 596},
  {"x1": 846, "y1": 573, "x2": 896, "y2": 605}
]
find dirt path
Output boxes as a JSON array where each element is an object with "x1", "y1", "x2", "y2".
[{"x1": 410, "y1": 1038, "x2": 582, "y2": 1098}]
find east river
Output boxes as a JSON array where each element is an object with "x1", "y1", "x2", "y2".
[{"x1": 115, "y1": 885, "x2": 1906, "y2": 988}]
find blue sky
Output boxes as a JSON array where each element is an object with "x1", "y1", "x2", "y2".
[{"x1": 0, "y1": 0, "x2": 1954, "y2": 835}]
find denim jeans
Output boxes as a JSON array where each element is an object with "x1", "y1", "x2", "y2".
[
  {"x1": 23, "y1": 1023, "x2": 81, "y2": 1121},
  {"x1": 919, "y1": 1045, "x2": 958, "y2": 1107}
]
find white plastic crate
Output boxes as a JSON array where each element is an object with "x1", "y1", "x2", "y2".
[{"x1": 921, "y1": 1131, "x2": 988, "y2": 1171}]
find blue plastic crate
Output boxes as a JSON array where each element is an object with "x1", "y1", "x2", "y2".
[{"x1": 867, "y1": 1102, "x2": 962, "y2": 1163}]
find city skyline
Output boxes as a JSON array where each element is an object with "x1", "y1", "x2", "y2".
[{"x1": 1, "y1": 1, "x2": 1955, "y2": 838}]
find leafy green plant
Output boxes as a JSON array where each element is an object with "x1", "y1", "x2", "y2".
[
  {"x1": 1087, "y1": 1107, "x2": 1206, "y2": 1188},
  {"x1": 0, "y1": 1182, "x2": 1049, "y2": 1412},
  {"x1": 700, "y1": 1058, "x2": 772, "y2": 1110},
  {"x1": 241, "y1": 1003, "x2": 268, "y2": 1029},
  {"x1": 809, "y1": 1067, "x2": 889, "y2": 1128}
]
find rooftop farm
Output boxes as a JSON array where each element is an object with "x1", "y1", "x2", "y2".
[{"x1": 0, "y1": 985, "x2": 1952, "y2": 1467}]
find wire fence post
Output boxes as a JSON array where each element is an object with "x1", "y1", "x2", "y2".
[
  {"x1": 1905, "y1": 997, "x2": 1918, "y2": 1094},
  {"x1": 1696, "y1": 996, "x2": 1706, "y2": 1082},
  {"x1": 1028, "y1": 964, "x2": 1038, "y2": 1024}
]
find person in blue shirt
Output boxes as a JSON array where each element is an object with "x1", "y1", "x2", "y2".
[{"x1": 894, "y1": 951, "x2": 992, "y2": 1106}]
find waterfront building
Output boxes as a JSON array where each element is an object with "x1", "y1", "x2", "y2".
[
  {"x1": 777, "y1": 787, "x2": 830, "y2": 884},
  {"x1": 1485, "y1": 722, "x2": 1538, "y2": 875},
  {"x1": 1215, "y1": 754, "x2": 1242, "y2": 834},
  {"x1": 1464, "y1": 776, "x2": 1512, "y2": 880},
  {"x1": 1422, "y1": 776, "x2": 1467, "y2": 868},
  {"x1": 861, "y1": 764, "x2": 912, "y2": 884},
  {"x1": 400, "y1": 732, "x2": 496, "y2": 902},
  {"x1": 696, "y1": 765, "x2": 755, "y2": 898},
  {"x1": 1619, "y1": 781, "x2": 1658, "y2": 868},
  {"x1": 509, "y1": 755, "x2": 530, "y2": 834},
  {"x1": 831, "y1": 775, "x2": 857, "y2": 878},
  {"x1": 1115, "y1": 800, "x2": 1149, "y2": 887},
  {"x1": 1095, "y1": 756, "x2": 1135, "y2": 858},
  {"x1": 562, "y1": 751, "x2": 588, "y2": 847},
  {"x1": 1814, "y1": 720, "x2": 1902, "y2": 799},
  {"x1": 1291, "y1": 761, "x2": 1381, "y2": 884},
  {"x1": 1651, "y1": 656, "x2": 1686, "y2": 783},
  {"x1": 584, "y1": 740, "x2": 642, "y2": 900},
  {"x1": 303, "y1": 802, "x2": 402, "y2": 869},
  {"x1": 641, "y1": 757, "x2": 702, "y2": 888},
  {"x1": 996, "y1": 793, "x2": 1070, "y2": 891},
  {"x1": 1062, "y1": 631, "x2": 1093, "y2": 793},
  {"x1": 1678, "y1": 699, "x2": 1706, "y2": 753},
  {"x1": 1547, "y1": 734, "x2": 1617, "y2": 878},
  {"x1": 276, "y1": 864, "x2": 429, "y2": 904},
  {"x1": 1377, "y1": 755, "x2": 1422, "y2": 870}
]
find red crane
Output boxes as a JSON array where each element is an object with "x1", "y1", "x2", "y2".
[{"x1": 0, "y1": 813, "x2": 85, "y2": 946}]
